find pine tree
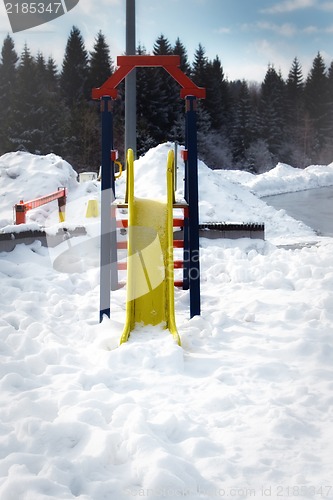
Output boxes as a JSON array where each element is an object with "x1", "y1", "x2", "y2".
[
  {"x1": 63, "y1": 100, "x2": 100, "y2": 171},
  {"x1": 0, "y1": 35, "x2": 18, "y2": 153},
  {"x1": 153, "y1": 34, "x2": 180, "y2": 141},
  {"x1": 35, "y1": 53, "x2": 68, "y2": 155},
  {"x1": 60, "y1": 26, "x2": 89, "y2": 107},
  {"x1": 46, "y1": 56, "x2": 59, "y2": 88},
  {"x1": 172, "y1": 37, "x2": 191, "y2": 141},
  {"x1": 191, "y1": 44, "x2": 212, "y2": 147},
  {"x1": 192, "y1": 43, "x2": 208, "y2": 87},
  {"x1": 259, "y1": 65, "x2": 286, "y2": 160},
  {"x1": 136, "y1": 44, "x2": 160, "y2": 155},
  {"x1": 205, "y1": 56, "x2": 229, "y2": 131},
  {"x1": 231, "y1": 80, "x2": 257, "y2": 166},
  {"x1": 321, "y1": 60, "x2": 333, "y2": 162},
  {"x1": 286, "y1": 57, "x2": 304, "y2": 129},
  {"x1": 88, "y1": 30, "x2": 114, "y2": 90},
  {"x1": 304, "y1": 52, "x2": 330, "y2": 161},
  {"x1": 285, "y1": 57, "x2": 309, "y2": 166},
  {"x1": 173, "y1": 37, "x2": 191, "y2": 75},
  {"x1": 10, "y1": 44, "x2": 41, "y2": 152}
]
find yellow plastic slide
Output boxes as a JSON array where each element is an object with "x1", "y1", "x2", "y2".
[{"x1": 119, "y1": 149, "x2": 180, "y2": 346}]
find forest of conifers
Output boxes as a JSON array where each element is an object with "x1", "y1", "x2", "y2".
[{"x1": 0, "y1": 25, "x2": 332, "y2": 173}]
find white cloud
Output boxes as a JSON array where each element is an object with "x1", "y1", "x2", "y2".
[
  {"x1": 261, "y1": 0, "x2": 317, "y2": 14},
  {"x1": 242, "y1": 20, "x2": 324, "y2": 38},
  {"x1": 253, "y1": 38, "x2": 297, "y2": 77},
  {"x1": 215, "y1": 27, "x2": 231, "y2": 34},
  {"x1": 320, "y1": 1, "x2": 333, "y2": 9},
  {"x1": 325, "y1": 24, "x2": 333, "y2": 32},
  {"x1": 303, "y1": 25, "x2": 319, "y2": 33},
  {"x1": 78, "y1": 0, "x2": 120, "y2": 16},
  {"x1": 257, "y1": 21, "x2": 297, "y2": 36}
]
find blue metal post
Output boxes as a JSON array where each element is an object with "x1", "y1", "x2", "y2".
[
  {"x1": 184, "y1": 96, "x2": 201, "y2": 317},
  {"x1": 99, "y1": 96, "x2": 115, "y2": 321}
]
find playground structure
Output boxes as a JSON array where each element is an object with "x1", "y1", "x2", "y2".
[
  {"x1": 119, "y1": 148, "x2": 180, "y2": 345},
  {"x1": 14, "y1": 188, "x2": 67, "y2": 225},
  {"x1": 92, "y1": 55, "x2": 206, "y2": 344}
]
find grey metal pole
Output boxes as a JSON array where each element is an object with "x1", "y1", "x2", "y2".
[{"x1": 125, "y1": 0, "x2": 136, "y2": 158}]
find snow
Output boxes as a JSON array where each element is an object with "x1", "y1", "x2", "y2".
[
  {"x1": 222, "y1": 161, "x2": 333, "y2": 198},
  {"x1": 1, "y1": 143, "x2": 333, "y2": 500}
]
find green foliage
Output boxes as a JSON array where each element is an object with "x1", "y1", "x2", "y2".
[
  {"x1": 60, "y1": 25, "x2": 89, "y2": 107},
  {"x1": 0, "y1": 35, "x2": 18, "y2": 154}
]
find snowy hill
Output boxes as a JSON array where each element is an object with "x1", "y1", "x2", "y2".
[{"x1": 1, "y1": 144, "x2": 333, "y2": 499}]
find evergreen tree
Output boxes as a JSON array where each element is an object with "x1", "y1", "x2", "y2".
[
  {"x1": 172, "y1": 37, "x2": 191, "y2": 140},
  {"x1": 285, "y1": 57, "x2": 309, "y2": 166},
  {"x1": 86, "y1": 31, "x2": 115, "y2": 160},
  {"x1": 286, "y1": 57, "x2": 304, "y2": 123},
  {"x1": 231, "y1": 80, "x2": 257, "y2": 167},
  {"x1": 153, "y1": 34, "x2": 180, "y2": 141},
  {"x1": 191, "y1": 44, "x2": 212, "y2": 147},
  {"x1": 60, "y1": 26, "x2": 89, "y2": 107},
  {"x1": 0, "y1": 35, "x2": 18, "y2": 154},
  {"x1": 325, "y1": 60, "x2": 333, "y2": 161},
  {"x1": 205, "y1": 56, "x2": 229, "y2": 130},
  {"x1": 62, "y1": 100, "x2": 100, "y2": 171},
  {"x1": 192, "y1": 43, "x2": 208, "y2": 87},
  {"x1": 173, "y1": 37, "x2": 191, "y2": 75},
  {"x1": 259, "y1": 65, "x2": 286, "y2": 161},
  {"x1": 10, "y1": 44, "x2": 41, "y2": 152},
  {"x1": 244, "y1": 139, "x2": 273, "y2": 173},
  {"x1": 136, "y1": 44, "x2": 160, "y2": 155},
  {"x1": 286, "y1": 57, "x2": 304, "y2": 135},
  {"x1": 46, "y1": 56, "x2": 59, "y2": 88},
  {"x1": 36, "y1": 53, "x2": 68, "y2": 155},
  {"x1": 304, "y1": 52, "x2": 330, "y2": 161},
  {"x1": 88, "y1": 30, "x2": 114, "y2": 90}
]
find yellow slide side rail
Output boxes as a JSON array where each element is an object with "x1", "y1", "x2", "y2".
[{"x1": 166, "y1": 150, "x2": 179, "y2": 343}]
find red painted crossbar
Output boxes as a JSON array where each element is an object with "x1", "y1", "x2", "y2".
[
  {"x1": 15, "y1": 188, "x2": 67, "y2": 224},
  {"x1": 92, "y1": 55, "x2": 206, "y2": 100}
]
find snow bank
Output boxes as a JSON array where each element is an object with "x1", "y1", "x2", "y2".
[
  {"x1": 223, "y1": 161, "x2": 333, "y2": 197},
  {"x1": 0, "y1": 152, "x2": 79, "y2": 228}
]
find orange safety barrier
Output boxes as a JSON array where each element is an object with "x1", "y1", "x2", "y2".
[{"x1": 14, "y1": 188, "x2": 67, "y2": 224}]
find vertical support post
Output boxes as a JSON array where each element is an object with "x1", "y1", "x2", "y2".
[
  {"x1": 100, "y1": 96, "x2": 114, "y2": 322},
  {"x1": 184, "y1": 96, "x2": 201, "y2": 317},
  {"x1": 58, "y1": 188, "x2": 66, "y2": 223},
  {"x1": 125, "y1": 0, "x2": 136, "y2": 157},
  {"x1": 15, "y1": 202, "x2": 26, "y2": 224}
]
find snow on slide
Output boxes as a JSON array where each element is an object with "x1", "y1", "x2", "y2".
[{"x1": 120, "y1": 149, "x2": 180, "y2": 345}]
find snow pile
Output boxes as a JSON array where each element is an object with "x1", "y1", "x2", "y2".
[
  {"x1": 0, "y1": 152, "x2": 79, "y2": 228},
  {"x1": 115, "y1": 143, "x2": 316, "y2": 241},
  {"x1": 222, "y1": 161, "x2": 333, "y2": 197},
  {"x1": 1, "y1": 144, "x2": 333, "y2": 499}
]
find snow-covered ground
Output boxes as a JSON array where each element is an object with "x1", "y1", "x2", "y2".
[{"x1": 1, "y1": 144, "x2": 333, "y2": 500}]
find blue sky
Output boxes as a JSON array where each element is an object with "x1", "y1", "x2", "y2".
[{"x1": 0, "y1": 0, "x2": 333, "y2": 82}]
